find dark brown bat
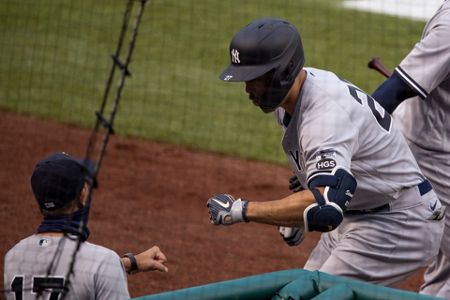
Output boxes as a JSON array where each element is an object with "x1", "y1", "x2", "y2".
[{"x1": 368, "y1": 57, "x2": 392, "y2": 78}]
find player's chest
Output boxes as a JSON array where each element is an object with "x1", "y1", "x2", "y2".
[{"x1": 282, "y1": 132, "x2": 306, "y2": 173}]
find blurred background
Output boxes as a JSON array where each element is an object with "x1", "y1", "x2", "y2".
[
  {"x1": 0, "y1": 0, "x2": 440, "y2": 164},
  {"x1": 0, "y1": 0, "x2": 443, "y2": 298}
]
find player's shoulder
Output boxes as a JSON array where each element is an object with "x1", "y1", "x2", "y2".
[
  {"x1": 431, "y1": 1, "x2": 450, "y2": 25},
  {"x1": 303, "y1": 67, "x2": 346, "y2": 95},
  {"x1": 82, "y1": 241, "x2": 121, "y2": 259},
  {"x1": 302, "y1": 67, "x2": 356, "y2": 109},
  {"x1": 5, "y1": 235, "x2": 37, "y2": 257},
  {"x1": 304, "y1": 67, "x2": 338, "y2": 81}
]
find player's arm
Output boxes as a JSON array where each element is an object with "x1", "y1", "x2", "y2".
[
  {"x1": 372, "y1": 72, "x2": 418, "y2": 114},
  {"x1": 278, "y1": 174, "x2": 307, "y2": 246},
  {"x1": 121, "y1": 246, "x2": 168, "y2": 274},
  {"x1": 373, "y1": 21, "x2": 450, "y2": 113},
  {"x1": 96, "y1": 251, "x2": 131, "y2": 300},
  {"x1": 246, "y1": 188, "x2": 318, "y2": 227},
  {"x1": 207, "y1": 166, "x2": 356, "y2": 232}
]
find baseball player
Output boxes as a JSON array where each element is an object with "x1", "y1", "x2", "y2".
[
  {"x1": 372, "y1": 0, "x2": 450, "y2": 296},
  {"x1": 207, "y1": 17, "x2": 445, "y2": 286},
  {"x1": 3, "y1": 152, "x2": 168, "y2": 300}
]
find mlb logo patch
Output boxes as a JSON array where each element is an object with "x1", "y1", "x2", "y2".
[{"x1": 38, "y1": 238, "x2": 50, "y2": 247}]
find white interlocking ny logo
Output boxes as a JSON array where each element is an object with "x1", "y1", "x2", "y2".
[
  {"x1": 224, "y1": 75, "x2": 233, "y2": 81},
  {"x1": 231, "y1": 49, "x2": 240, "y2": 64}
]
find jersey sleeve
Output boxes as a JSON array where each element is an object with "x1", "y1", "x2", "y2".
[
  {"x1": 396, "y1": 15, "x2": 450, "y2": 98},
  {"x1": 300, "y1": 100, "x2": 358, "y2": 182},
  {"x1": 94, "y1": 250, "x2": 130, "y2": 300}
]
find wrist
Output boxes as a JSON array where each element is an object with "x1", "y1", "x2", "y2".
[
  {"x1": 242, "y1": 200, "x2": 249, "y2": 222},
  {"x1": 123, "y1": 253, "x2": 139, "y2": 274},
  {"x1": 231, "y1": 199, "x2": 249, "y2": 223}
]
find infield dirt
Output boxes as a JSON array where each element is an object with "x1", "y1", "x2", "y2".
[{"x1": 0, "y1": 110, "x2": 423, "y2": 298}]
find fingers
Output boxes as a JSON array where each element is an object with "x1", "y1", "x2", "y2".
[
  {"x1": 134, "y1": 246, "x2": 169, "y2": 273},
  {"x1": 149, "y1": 247, "x2": 168, "y2": 272},
  {"x1": 152, "y1": 261, "x2": 169, "y2": 272},
  {"x1": 152, "y1": 246, "x2": 167, "y2": 262},
  {"x1": 206, "y1": 194, "x2": 235, "y2": 225}
]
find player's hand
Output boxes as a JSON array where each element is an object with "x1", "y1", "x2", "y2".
[
  {"x1": 289, "y1": 174, "x2": 304, "y2": 193},
  {"x1": 207, "y1": 194, "x2": 249, "y2": 225},
  {"x1": 278, "y1": 226, "x2": 305, "y2": 246},
  {"x1": 135, "y1": 246, "x2": 168, "y2": 273}
]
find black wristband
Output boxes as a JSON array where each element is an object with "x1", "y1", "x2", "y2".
[
  {"x1": 123, "y1": 253, "x2": 138, "y2": 274},
  {"x1": 242, "y1": 200, "x2": 249, "y2": 222}
]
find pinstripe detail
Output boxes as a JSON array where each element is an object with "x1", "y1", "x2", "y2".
[{"x1": 395, "y1": 66, "x2": 428, "y2": 99}]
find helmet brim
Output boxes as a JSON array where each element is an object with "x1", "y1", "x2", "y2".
[{"x1": 219, "y1": 62, "x2": 278, "y2": 82}]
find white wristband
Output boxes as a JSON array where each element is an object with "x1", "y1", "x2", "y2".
[{"x1": 231, "y1": 199, "x2": 249, "y2": 223}]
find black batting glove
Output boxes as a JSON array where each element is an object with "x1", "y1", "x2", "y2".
[
  {"x1": 278, "y1": 226, "x2": 305, "y2": 246},
  {"x1": 289, "y1": 174, "x2": 304, "y2": 193}
]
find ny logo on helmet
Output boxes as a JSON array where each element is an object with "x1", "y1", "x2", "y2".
[{"x1": 231, "y1": 49, "x2": 240, "y2": 64}]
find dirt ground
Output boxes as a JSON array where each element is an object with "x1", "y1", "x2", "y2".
[{"x1": 0, "y1": 110, "x2": 424, "y2": 298}]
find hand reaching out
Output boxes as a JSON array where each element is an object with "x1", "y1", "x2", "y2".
[{"x1": 122, "y1": 246, "x2": 168, "y2": 274}]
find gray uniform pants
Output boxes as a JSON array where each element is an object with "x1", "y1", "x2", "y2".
[
  {"x1": 304, "y1": 184, "x2": 444, "y2": 286},
  {"x1": 407, "y1": 142, "x2": 450, "y2": 299}
]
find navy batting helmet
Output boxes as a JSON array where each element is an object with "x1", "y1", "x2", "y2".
[{"x1": 219, "y1": 17, "x2": 305, "y2": 112}]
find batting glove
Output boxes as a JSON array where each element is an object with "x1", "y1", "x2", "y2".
[
  {"x1": 278, "y1": 226, "x2": 305, "y2": 246},
  {"x1": 207, "y1": 194, "x2": 249, "y2": 225},
  {"x1": 289, "y1": 174, "x2": 304, "y2": 193}
]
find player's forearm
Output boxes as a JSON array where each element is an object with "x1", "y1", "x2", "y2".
[
  {"x1": 246, "y1": 189, "x2": 317, "y2": 227},
  {"x1": 372, "y1": 72, "x2": 418, "y2": 114}
]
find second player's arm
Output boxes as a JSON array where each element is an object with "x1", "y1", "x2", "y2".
[
  {"x1": 208, "y1": 168, "x2": 353, "y2": 232},
  {"x1": 246, "y1": 188, "x2": 323, "y2": 227}
]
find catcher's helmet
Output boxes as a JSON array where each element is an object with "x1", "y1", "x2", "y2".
[{"x1": 220, "y1": 17, "x2": 305, "y2": 112}]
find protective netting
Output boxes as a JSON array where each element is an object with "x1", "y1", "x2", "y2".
[{"x1": 0, "y1": 1, "x2": 443, "y2": 299}]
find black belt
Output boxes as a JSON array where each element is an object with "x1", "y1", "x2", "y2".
[
  {"x1": 345, "y1": 203, "x2": 390, "y2": 215},
  {"x1": 345, "y1": 179, "x2": 432, "y2": 215}
]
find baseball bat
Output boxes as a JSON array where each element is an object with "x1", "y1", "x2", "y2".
[{"x1": 368, "y1": 57, "x2": 392, "y2": 78}]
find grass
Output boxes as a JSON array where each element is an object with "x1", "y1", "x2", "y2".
[{"x1": 0, "y1": 0, "x2": 425, "y2": 164}]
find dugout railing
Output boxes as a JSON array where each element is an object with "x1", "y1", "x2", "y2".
[{"x1": 133, "y1": 269, "x2": 444, "y2": 300}]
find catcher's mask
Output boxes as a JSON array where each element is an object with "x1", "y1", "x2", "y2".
[{"x1": 220, "y1": 17, "x2": 305, "y2": 112}]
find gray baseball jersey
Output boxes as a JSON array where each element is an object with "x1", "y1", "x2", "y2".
[
  {"x1": 394, "y1": 0, "x2": 450, "y2": 153},
  {"x1": 392, "y1": 0, "x2": 450, "y2": 297},
  {"x1": 276, "y1": 67, "x2": 424, "y2": 210},
  {"x1": 4, "y1": 235, "x2": 130, "y2": 300},
  {"x1": 275, "y1": 67, "x2": 444, "y2": 285}
]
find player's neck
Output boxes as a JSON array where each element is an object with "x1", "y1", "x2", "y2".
[
  {"x1": 36, "y1": 232, "x2": 65, "y2": 237},
  {"x1": 280, "y1": 69, "x2": 306, "y2": 115}
]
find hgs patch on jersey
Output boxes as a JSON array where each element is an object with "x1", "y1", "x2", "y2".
[{"x1": 314, "y1": 149, "x2": 337, "y2": 170}]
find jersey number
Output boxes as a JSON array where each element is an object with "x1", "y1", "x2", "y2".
[
  {"x1": 11, "y1": 276, "x2": 65, "y2": 300},
  {"x1": 347, "y1": 84, "x2": 392, "y2": 132}
]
